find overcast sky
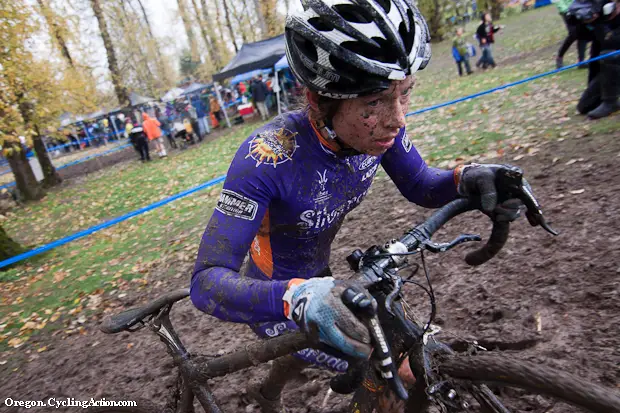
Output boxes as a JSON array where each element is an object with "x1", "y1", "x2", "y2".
[{"x1": 30, "y1": 0, "x2": 303, "y2": 93}]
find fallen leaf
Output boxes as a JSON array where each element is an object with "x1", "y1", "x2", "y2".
[
  {"x1": 570, "y1": 189, "x2": 585, "y2": 194},
  {"x1": 37, "y1": 346, "x2": 47, "y2": 353},
  {"x1": 513, "y1": 154, "x2": 525, "y2": 161},
  {"x1": 565, "y1": 159, "x2": 578, "y2": 165}
]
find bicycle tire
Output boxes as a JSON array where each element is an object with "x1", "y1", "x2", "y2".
[
  {"x1": 87, "y1": 397, "x2": 163, "y2": 413},
  {"x1": 439, "y1": 353, "x2": 620, "y2": 413}
]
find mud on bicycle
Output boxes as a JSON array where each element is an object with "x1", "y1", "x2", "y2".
[{"x1": 95, "y1": 168, "x2": 620, "y2": 413}]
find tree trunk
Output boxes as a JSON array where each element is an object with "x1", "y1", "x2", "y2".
[
  {"x1": 214, "y1": 0, "x2": 227, "y2": 48},
  {"x1": 228, "y1": 0, "x2": 248, "y2": 44},
  {"x1": 90, "y1": 0, "x2": 129, "y2": 106},
  {"x1": 222, "y1": 0, "x2": 238, "y2": 52},
  {"x1": 259, "y1": 0, "x2": 280, "y2": 38},
  {"x1": 418, "y1": 0, "x2": 446, "y2": 42},
  {"x1": 36, "y1": 0, "x2": 75, "y2": 68},
  {"x1": 136, "y1": 0, "x2": 165, "y2": 62},
  {"x1": 191, "y1": 0, "x2": 214, "y2": 63},
  {"x1": 199, "y1": 0, "x2": 224, "y2": 70},
  {"x1": 252, "y1": 0, "x2": 267, "y2": 37},
  {"x1": 5, "y1": 142, "x2": 45, "y2": 202},
  {"x1": 0, "y1": 225, "x2": 25, "y2": 264},
  {"x1": 177, "y1": 0, "x2": 200, "y2": 63},
  {"x1": 32, "y1": 126, "x2": 62, "y2": 188}
]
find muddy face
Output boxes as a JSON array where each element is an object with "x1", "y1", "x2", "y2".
[{"x1": 331, "y1": 76, "x2": 415, "y2": 156}]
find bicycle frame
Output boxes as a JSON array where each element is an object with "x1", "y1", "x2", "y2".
[
  {"x1": 143, "y1": 283, "x2": 457, "y2": 413},
  {"x1": 144, "y1": 303, "x2": 310, "y2": 413}
]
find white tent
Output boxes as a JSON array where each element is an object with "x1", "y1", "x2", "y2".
[{"x1": 162, "y1": 88, "x2": 184, "y2": 101}]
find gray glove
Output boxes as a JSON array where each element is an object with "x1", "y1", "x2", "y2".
[{"x1": 457, "y1": 163, "x2": 523, "y2": 222}]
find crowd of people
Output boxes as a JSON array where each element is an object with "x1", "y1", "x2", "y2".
[
  {"x1": 449, "y1": 0, "x2": 618, "y2": 119},
  {"x1": 451, "y1": 12, "x2": 504, "y2": 76}
]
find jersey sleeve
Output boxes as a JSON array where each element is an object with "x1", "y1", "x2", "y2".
[
  {"x1": 381, "y1": 129, "x2": 459, "y2": 208},
  {"x1": 190, "y1": 133, "x2": 291, "y2": 323}
]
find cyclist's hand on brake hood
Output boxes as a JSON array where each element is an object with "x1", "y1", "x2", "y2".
[
  {"x1": 456, "y1": 163, "x2": 524, "y2": 222},
  {"x1": 283, "y1": 278, "x2": 374, "y2": 359}
]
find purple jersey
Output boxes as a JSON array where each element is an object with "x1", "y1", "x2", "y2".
[{"x1": 190, "y1": 110, "x2": 458, "y2": 326}]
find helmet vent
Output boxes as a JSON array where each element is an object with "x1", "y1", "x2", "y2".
[
  {"x1": 308, "y1": 17, "x2": 333, "y2": 31},
  {"x1": 374, "y1": 0, "x2": 391, "y2": 14},
  {"x1": 399, "y1": 9, "x2": 415, "y2": 53},
  {"x1": 333, "y1": 4, "x2": 373, "y2": 23}
]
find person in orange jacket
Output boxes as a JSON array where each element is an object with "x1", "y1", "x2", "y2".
[{"x1": 142, "y1": 112, "x2": 167, "y2": 158}]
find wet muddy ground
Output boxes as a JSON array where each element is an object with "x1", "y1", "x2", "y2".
[{"x1": 1, "y1": 127, "x2": 619, "y2": 412}]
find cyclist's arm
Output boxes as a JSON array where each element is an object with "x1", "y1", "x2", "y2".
[
  {"x1": 190, "y1": 147, "x2": 290, "y2": 324},
  {"x1": 381, "y1": 130, "x2": 458, "y2": 208}
]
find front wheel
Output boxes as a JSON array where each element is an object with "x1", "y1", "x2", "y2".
[
  {"x1": 348, "y1": 353, "x2": 620, "y2": 413},
  {"x1": 439, "y1": 354, "x2": 620, "y2": 413}
]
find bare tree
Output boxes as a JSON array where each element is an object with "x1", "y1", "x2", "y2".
[
  {"x1": 260, "y1": 0, "x2": 282, "y2": 37},
  {"x1": 213, "y1": 0, "x2": 227, "y2": 49},
  {"x1": 228, "y1": 0, "x2": 248, "y2": 44},
  {"x1": 135, "y1": 0, "x2": 164, "y2": 62},
  {"x1": 36, "y1": 0, "x2": 75, "y2": 67},
  {"x1": 90, "y1": 0, "x2": 129, "y2": 105},
  {"x1": 252, "y1": 0, "x2": 268, "y2": 36},
  {"x1": 177, "y1": 0, "x2": 200, "y2": 63},
  {"x1": 199, "y1": 0, "x2": 224, "y2": 69},
  {"x1": 222, "y1": 0, "x2": 239, "y2": 52}
]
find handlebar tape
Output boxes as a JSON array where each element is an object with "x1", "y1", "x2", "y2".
[{"x1": 465, "y1": 221, "x2": 510, "y2": 266}]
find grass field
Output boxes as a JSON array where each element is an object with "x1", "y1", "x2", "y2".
[{"x1": 1, "y1": 6, "x2": 617, "y2": 351}]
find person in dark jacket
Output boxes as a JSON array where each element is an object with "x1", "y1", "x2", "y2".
[
  {"x1": 476, "y1": 13, "x2": 503, "y2": 69},
  {"x1": 575, "y1": 0, "x2": 620, "y2": 118},
  {"x1": 251, "y1": 75, "x2": 270, "y2": 121},
  {"x1": 191, "y1": 94, "x2": 210, "y2": 138}
]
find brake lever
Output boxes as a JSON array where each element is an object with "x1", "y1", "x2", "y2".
[
  {"x1": 422, "y1": 234, "x2": 482, "y2": 253},
  {"x1": 496, "y1": 166, "x2": 558, "y2": 236},
  {"x1": 342, "y1": 287, "x2": 409, "y2": 401},
  {"x1": 519, "y1": 178, "x2": 559, "y2": 236}
]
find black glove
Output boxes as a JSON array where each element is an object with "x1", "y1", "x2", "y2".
[{"x1": 456, "y1": 163, "x2": 524, "y2": 222}]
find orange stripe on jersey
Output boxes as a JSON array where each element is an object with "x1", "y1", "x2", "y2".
[
  {"x1": 250, "y1": 210, "x2": 274, "y2": 278},
  {"x1": 310, "y1": 120, "x2": 340, "y2": 152}
]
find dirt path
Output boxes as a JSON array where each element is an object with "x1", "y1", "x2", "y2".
[{"x1": 1, "y1": 129, "x2": 619, "y2": 412}]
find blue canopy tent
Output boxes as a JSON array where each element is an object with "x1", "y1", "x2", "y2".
[
  {"x1": 180, "y1": 82, "x2": 211, "y2": 96},
  {"x1": 212, "y1": 34, "x2": 286, "y2": 126},
  {"x1": 230, "y1": 68, "x2": 273, "y2": 85},
  {"x1": 274, "y1": 55, "x2": 289, "y2": 71}
]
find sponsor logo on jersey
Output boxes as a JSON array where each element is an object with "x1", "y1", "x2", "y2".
[
  {"x1": 361, "y1": 164, "x2": 379, "y2": 182},
  {"x1": 401, "y1": 132, "x2": 412, "y2": 153},
  {"x1": 314, "y1": 170, "x2": 332, "y2": 203},
  {"x1": 359, "y1": 156, "x2": 378, "y2": 170},
  {"x1": 216, "y1": 189, "x2": 258, "y2": 220},
  {"x1": 298, "y1": 190, "x2": 369, "y2": 231},
  {"x1": 246, "y1": 127, "x2": 298, "y2": 168}
]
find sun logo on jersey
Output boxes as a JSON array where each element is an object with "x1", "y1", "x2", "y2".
[{"x1": 246, "y1": 127, "x2": 298, "y2": 168}]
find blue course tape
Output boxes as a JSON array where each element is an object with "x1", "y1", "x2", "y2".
[
  {"x1": 2, "y1": 50, "x2": 619, "y2": 269},
  {"x1": 0, "y1": 175, "x2": 227, "y2": 269},
  {"x1": 405, "y1": 50, "x2": 620, "y2": 118},
  {"x1": 0, "y1": 144, "x2": 133, "y2": 190}
]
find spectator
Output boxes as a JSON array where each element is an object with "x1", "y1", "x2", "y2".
[
  {"x1": 251, "y1": 75, "x2": 269, "y2": 121},
  {"x1": 129, "y1": 125, "x2": 151, "y2": 162},
  {"x1": 476, "y1": 13, "x2": 503, "y2": 69},
  {"x1": 452, "y1": 27, "x2": 474, "y2": 76},
  {"x1": 191, "y1": 94, "x2": 210, "y2": 139},
  {"x1": 210, "y1": 95, "x2": 222, "y2": 125},
  {"x1": 554, "y1": 0, "x2": 588, "y2": 68},
  {"x1": 575, "y1": 0, "x2": 620, "y2": 118},
  {"x1": 142, "y1": 112, "x2": 167, "y2": 158},
  {"x1": 200, "y1": 90, "x2": 212, "y2": 126},
  {"x1": 124, "y1": 118, "x2": 134, "y2": 139}
]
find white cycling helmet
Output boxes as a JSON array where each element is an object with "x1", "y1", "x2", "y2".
[{"x1": 285, "y1": 0, "x2": 432, "y2": 99}]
